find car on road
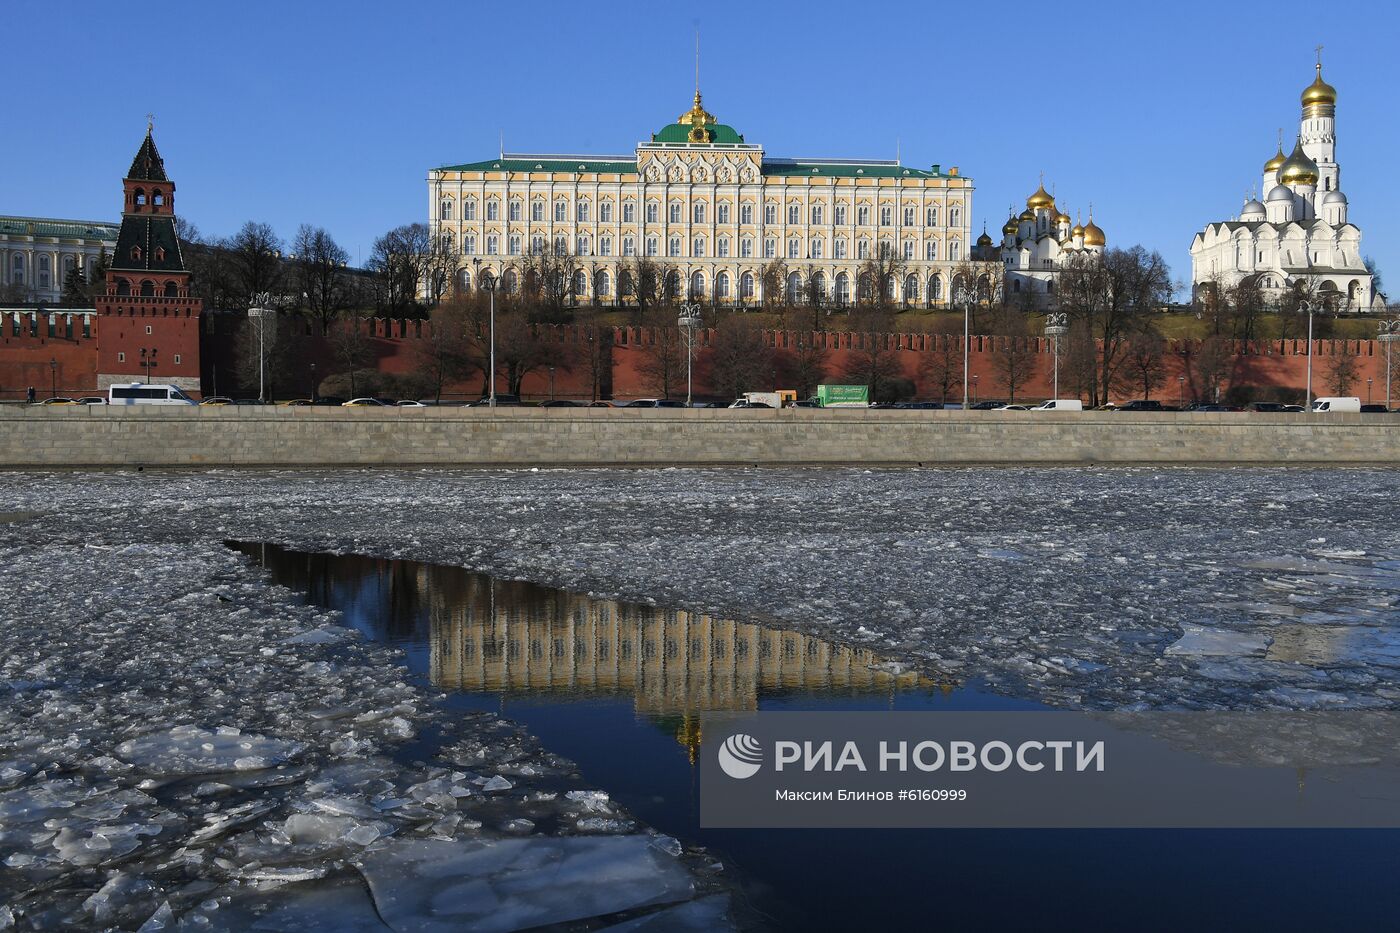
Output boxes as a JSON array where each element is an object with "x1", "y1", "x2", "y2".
[
  {"x1": 1116, "y1": 399, "x2": 1165, "y2": 412},
  {"x1": 727, "y1": 399, "x2": 774, "y2": 408},
  {"x1": 895, "y1": 401, "x2": 944, "y2": 410},
  {"x1": 1361, "y1": 404, "x2": 1390, "y2": 414},
  {"x1": 281, "y1": 398, "x2": 314, "y2": 406},
  {"x1": 587, "y1": 401, "x2": 615, "y2": 408},
  {"x1": 968, "y1": 401, "x2": 1003, "y2": 411},
  {"x1": 310, "y1": 397, "x2": 348, "y2": 407},
  {"x1": 540, "y1": 399, "x2": 581, "y2": 407},
  {"x1": 467, "y1": 394, "x2": 522, "y2": 406},
  {"x1": 342, "y1": 398, "x2": 388, "y2": 407},
  {"x1": 1281, "y1": 404, "x2": 1306, "y2": 412},
  {"x1": 1188, "y1": 404, "x2": 1236, "y2": 412},
  {"x1": 200, "y1": 396, "x2": 233, "y2": 406},
  {"x1": 1248, "y1": 402, "x2": 1288, "y2": 413},
  {"x1": 791, "y1": 399, "x2": 820, "y2": 408},
  {"x1": 1031, "y1": 399, "x2": 1084, "y2": 411},
  {"x1": 109, "y1": 384, "x2": 199, "y2": 406},
  {"x1": 75, "y1": 396, "x2": 106, "y2": 405},
  {"x1": 39, "y1": 397, "x2": 76, "y2": 405},
  {"x1": 395, "y1": 400, "x2": 427, "y2": 407},
  {"x1": 1311, "y1": 396, "x2": 1361, "y2": 413},
  {"x1": 627, "y1": 398, "x2": 686, "y2": 408},
  {"x1": 993, "y1": 403, "x2": 1033, "y2": 411}
]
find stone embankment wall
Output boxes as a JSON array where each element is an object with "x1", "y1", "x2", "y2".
[{"x1": 3, "y1": 406, "x2": 1398, "y2": 468}]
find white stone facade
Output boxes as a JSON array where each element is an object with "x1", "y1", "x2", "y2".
[{"x1": 0, "y1": 217, "x2": 117, "y2": 304}]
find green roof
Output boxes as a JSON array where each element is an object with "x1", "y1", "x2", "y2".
[
  {"x1": 127, "y1": 131, "x2": 169, "y2": 182},
  {"x1": 0, "y1": 216, "x2": 119, "y2": 241},
  {"x1": 760, "y1": 160, "x2": 951, "y2": 179},
  {"x1": 650, "y1": 122, "x2": 745, "y2": 144},
  {"x1": 440, "y1": 158, "x2": 637, "y2": 174}
]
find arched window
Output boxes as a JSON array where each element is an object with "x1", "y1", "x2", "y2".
[
  {"x1": 153, "y1": 189, "x2": 164, "y2": 206},
  {"x1": 857, "y1": 273, "x2": 873, "y2": 302},
  {"x1": 927, "y1": 206, "x2": 938, "y2": 227},
  {"x1": 463, "y1": 198, "x2": 477, "y2": 221},
  {"x1": 885, "y1": 275, "x2": 898, "y2": 301},
  {"x1": 786, "y1": 271, "x2": 802, "y2": 304},
  {"x1": 458, "y1": 269, "x2": 471, "y2": 292},
  {"x1": 134, "y1": 188, "x2": 146, "y2": 207},
  {"x1": 595, "y1": 269, "x2": 610, "y2": 298},
  {"x1": 663, "y1": 270, "x2": 680, "y2": 300},
  {"x1": 689, "y1": 270, "x2": 706, "y2": 301},
  {"x1": 740, "y1": 272, "x2": 755, "y2": 301},
  {"x1": 553, "y1": 235, "x2": 567, "y2": 256},
  {"x1": 571, "y1": 270, "x2": 587, "y2": 301},
  {"x1": 10, "y1": 254, "x2": 22, "y2": 284},
  {"x1": 669, "y1": 237, "x2": 681, "y2": 257},
  {"x1": 1013, "y1": 280, "x2": 1021, "y2": 293},
  {"x1": 501, "y1": 270, "x2": 518, "y2": 294},
  {"x1": 140, "y1": 280, "x2": 155, "y2": 297},
  {"x1": 480, "y1": 271, "x2": 495, "y2": 291},
  {"x1": 63, "y1": 256, "x2": 75, "y2": 276},
  {"x1": 903, "y1": 274, "x2": 919, "y2": 304},
  {"x1": 716, "y1": 271, "x2": 731, "y2": 301},
  {"x1": 835, "y1": 272, "x2": 850, "y2": 305},
  {"x1": 116, "y1": 278, "x2": 130, "y2": 296},
  {"x1": 811, "y1": 272, "x2": 826, "y2": 302},
  {"x1": 164, "y1": 281, "x2": 178, "y2": 297},
  {"x1": 929, "y1": 274, "x2": 942, "y2": 301},
  {"x1": 618, "y1": 270, "x2": 633, "y2": 299},
  {"x1": 949, "y1": 206, "x2": 962, "y2": 227},
  {"x1": 439, "y1": 200, "x2": 453, "y2": 220},
  {"x1": 692, "y1": 236, "x2": 705, "y2": 257}
]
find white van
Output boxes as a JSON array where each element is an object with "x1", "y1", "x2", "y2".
[
  {"x1": 1030, "y1": 399, "x2": 1084, "y2": 412},
  {"x1": 107, "y1": 383, "x2": 198, "y2": 406},
  {"x1": 1310, "y1": 396, "x2": 1361, "y2": 413}
]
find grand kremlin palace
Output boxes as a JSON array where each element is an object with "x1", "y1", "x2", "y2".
[{"x1": 427, "y1": 92, "x2": 975, "y2": 307}]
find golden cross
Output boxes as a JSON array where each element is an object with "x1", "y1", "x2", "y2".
[
  {"x1": 145, "y1": 112, "x2": 154, "y2": 132},
  {"x1": 1315, "y1": 44, "x2": 1323, "y2": 66}
]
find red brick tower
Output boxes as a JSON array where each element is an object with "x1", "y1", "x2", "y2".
[{"x1": 94, "y1": 123, "x2": 203, "y2": 395}]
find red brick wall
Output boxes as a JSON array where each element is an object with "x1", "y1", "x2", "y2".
[{"x1": 0, "y1": 314, "x2": 100, "y2": 399}]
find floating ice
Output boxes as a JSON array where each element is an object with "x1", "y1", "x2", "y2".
[
  {"x1": 1165, "y1": 626, "x2": 1273, "y2": 658},
  {"x1": 115, "y1": 726, "x2": 304, "y2": 776}
]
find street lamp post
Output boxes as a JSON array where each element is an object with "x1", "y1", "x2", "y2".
[
  {"x1": 49, "y1": 358, "x2": 57, "y2": 399},
  {"x1": 1178, "y1": 374, "x2": 1186, "y2": 410},
  {"x1": 1301, "y1": 298, "x2": 1315, "y2": 410},
  {"x1": 1378, "y1": 319, "x2": 1400, "y2": 412},
  {"x1": 678, "y1": 302, "x2": 701, "y2": 407},
  {"x1": 309, "y1": 362, "x2": 317, "y2": 402},
  {"x1": 248, "y1": 297, "x2": 274, "y2": 403},
  {"x1": 139, "y1": 348, "x2": 157, "y2": 384},
  {"x1": 955, "y1": 285, "x2": 974, "y2": 407},
  {"x1": 472, "y1": 258, "x2": 496, "y2": 408},
  {"x1": 1044, "y1": 312, "x2": 1068, "y2": 400}
]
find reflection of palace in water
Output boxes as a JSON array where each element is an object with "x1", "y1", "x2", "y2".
[{"x1": 426, "y1": 574, "x2": 940, "y2": 715}]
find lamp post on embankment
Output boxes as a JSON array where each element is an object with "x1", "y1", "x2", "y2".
[
  {"x1": 1379, "y1": 319, "x2": 1400, "y2": 411},
  {"x1": 679, "y1": 302, "x2": 701, "y2": 407},
  {"x1": 1044, "y1": 313, "x2": 1068, "y2": 400}
]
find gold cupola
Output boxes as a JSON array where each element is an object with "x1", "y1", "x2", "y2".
[
  {"x1": 1301, "y1": 63, "x2": 1337, "y2": 116},
  {"x1": 1002, "y1": 214, "x2": 1019, "y2": 236},
  {"x1": 1054, "y1": 208, "x2": 1071, "y2": 226},
  {"x1": 1278, "y1": 138, "x2": 1320, "y2": 186},
  {"x1": 1081, "y1": 210, "x2": 1105, "y2": 247},
  {"x1": 678, "y1": 91, "x2": 716, "y2": 143},
  {"x1": 1019, "y1": 208, "x2": 1035, "y2": 222},
  {"x1": 1263, "y1": 138, "x2": 1287, "y2": 177},
  {"x1": 1026, "y1": 183, "x2": 1055, "y2": 210}
]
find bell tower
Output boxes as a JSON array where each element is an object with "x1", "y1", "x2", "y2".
[{"x1": 94, "y1": 120, "x2": 204, "y2": 395}]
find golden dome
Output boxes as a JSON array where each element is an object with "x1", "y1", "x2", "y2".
[
  {"x1": 1301, "y1": 64, "x2": 1337, "y2": 110},
  {"x1": 1054, "y1": 210, "x2": 1071, "y2": 225},
  {"x1": 1278, "y1": 139, "x2": 1319, "y2": 186},
  {"x1": 1019, "y1": 208, "x2": 1035, "y2": 221},
  {"x1": 1081, "y1": 218, "x2": 1105, "y2": 246},
  {"x1": 976, "y1": 229, "x2": 993, "y2": 246},
  {"x1": 1026, "y1": 184, "x2": 1055, "y2": 210},
  {"x1": 1071, "y1": 223, "x2": 1085, "y2": 238},
  {"x1": 1002, "y1": 216, "x2": 1019, "y2": 235},
  {"x1": 1263, "y1": 142, "x2": 1287, "y2": 176}
]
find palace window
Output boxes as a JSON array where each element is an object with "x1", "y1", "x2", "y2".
[
  {"x1": 904, "y1": 207, "x2": 915, "y2": 226},
  {"x1": 717, "y1": 271, "x2": 730, "y2": 300},
  {"x1": 486, "y1": 235, "x2": 498, "y2": 255},
  {"x1": 693, "y1": 203, "x2": 706, "y2": 224},
  {"x1": 718, "y1": 236, "x2": 730, "y2": 258},
  {"x1": 646, "y1": 202, "x2": 659, "y2": 223},
  {"x1": 927, "y1": 206, "x2": 938, "y2": 227},
  {"x1": 531, "y1": 235, "x2": 544, "y2": 254},
  {"x1": 439, "y1": 200, "x2": 453, "y2": 220},
  {"x1": 554, "y1": 235, "x2": 567, "y2": 255},
  {"x1": 787, "y1": 204, "x2": 800, "y2": 225},
  {"x1": 950, "y1": 206, "x2": 962, "y2": 227},
  {"x1": 835, "y1": 238, "x2": 847, "y2": 260},
  {"x1": 669, "y1": 237, "x2": 681, "y2": 257},
  {"x1": 880, "y1": 206, "x2": 892, "y2": 226},
  {"x1": 509, "y1": 200, "x2": 522, "y2": 221},
  {"x1": 740, "y1": 272, "x2": 755, "y2": 300},
  {"x1": 949, "y1": 240, "x2": 961, "y2": 261},
  {"x1": 38, "y1": 256, "x2": 50, "y2": 288},
  {"x1": 926, "y1": 241, "x2": 938, "y2": 261},
  {"x1": 554, "y1": 200, "x2": 567, "y2": 222},
  {"x1": 486, "y1": 200, "x2": 499, "y2": 221},
  {"x1": 623, "y1": 202, "x2": 635, "y2": 223},
  {"x1": 857, "y1": 206, "x2": 870, "y2": 226},
  {"x1": 622, "y1": 236, "x2": 635, "y2": 256},
  {"x1": 764, "y1": 204, "x2": 777, "y2": 224},
  {"x1": 463, "y1": 234, "x2": 476, "y2": 255},
  {"x1": 600, "y1": 236, "x2": 612, "y2": 256},
  {"x1": 464, "y1": 198, "x2": 477, "y2": 221},
  {"x1": 508, "y1": 235, "x2": 521, "y2": 255},
  {"x1": 812, "y1": 239, "x2": 824, "y2": 259},
  {"x1": 600, "y1": 201, "x2": 612, "y2": 223},
  {"x1": 740, "y1": 238, "x2": 753, "y2": 258},
  {"x1": 577, "y1": 236, "x2": 590, "y2": 256},
  {"x1": 577, "y1": 202, "x2": 589, "y2": 222},
  {"x1": 903, "y1": 241, "x2": 914, "y2": 260},
  {"x1": 857, "y1": 239, "x2": 870, "y2": 259},
  {"x1": 787, "y1": 238, "x2": 800, "y2": 259},
  {"x1": 717, "y1": 203, "x2": 730, "y2": 224},
  {"x1": 669, "y1": 202, "x2": 682, "y2": 224},
  {"x1": 532, "y1": 201, "x2": 544, "y2": 222},
  {"x1": 812, "y1": 204, "x2": 825, "y2": 225},
  {"x1": 741, "y1": 203, "x2": 753, "y2": 225},
  {"x1": 693, "y1": 237, "x2": 705, "y2": 257},
  {"x1": 835, "y1": 204, "x2": 847, "y2": 225},
  {"x1": 930, "y1": 275, "x2": 942, "y2": 300},
  {"x1": 836, "y1": 272, "x2": 850, "y2": 304},
  {"x1": 646, "y1": 236, "x2": 658, "y2": 256},
  {"x1": 596, "y1": 270, "x2": 610, "y2": 297}
]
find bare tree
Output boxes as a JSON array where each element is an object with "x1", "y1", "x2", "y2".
[
  {"x1": 990, "y1": 306, "x2": 1038, "y2": 403},
  {"x1": 228, "y1": 221, "x2": 284, "y2": 307},
  {"x1": 368, "y1": 223, "x2": 429, "y2": 316},
  {"x1": 635, "y1": 308, "x2": 684, "y2": 398},
  {"x1": 919, "y1": 325, "x2": 962, "y2": 403},
  {"x1": 1323, "y1": 342, "x2": 1361, "y2": 396},
  {"x1": 759, "y1": 259, "x2": 790, "y2": 312},
  {"x1": 781, "y1": 333, "x2": 830, "y2": 398},
  {"x1": 1189, "y1": 336, "x2": 1233, "y2": 405},
  {"x1": 292, "y1": 225, "x2": 352, "y2": 334},
  {"x1": 857, "y1": 243, "x2": 907, "y2": 313},
  {"x1": 619, "y1": 255, "x2": 661, "y2": 320},
  {"x1": 1225, "y1": 276, "x2": 1269, "y2": 343},
  {"x1": 841, "y1": 309, "x2": 904, "y2": 401},
  {"x1": 705, "y1": 316, "x2": 773, "y2": 400},
  {"x1": 414, "y1": 296, "x2": 480, "y2": 402},
  {"x1": 516, "y1": 247, "x2": 581, "y2": 321},
  {"x1": 575, "y1": 313, "x2": 615, "y2": 401},
  {"x1": 1118, "y1": 330, "x2": 1169, "y2": 400},
  {"x1": 493, "y1": 302, "x2": 570, "y2": 397},
  {"x1": 330, "y1": 312, "x2": 375, "y2": 398}
]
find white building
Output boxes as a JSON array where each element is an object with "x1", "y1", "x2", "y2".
[
  {"x1": 0, "y1": 216, "x2": 117, "y2": 304},
  {"x1": 427, "y1": 91, "x2": 974, "y2": 307},
  {"x1": 1190, "y1": 61, "x2": 1381, "y2": 310},
  {"x1": 981, "y1": 181, "x2": 1105, "y2": 306}
]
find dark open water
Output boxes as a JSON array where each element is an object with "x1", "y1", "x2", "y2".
[{"x1": 231, "y1": 542, "x2": 1400, "y2": 932}]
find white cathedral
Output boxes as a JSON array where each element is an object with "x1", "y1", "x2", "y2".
[{"x1": 1190, "y1": 59, "x2": 1382, "y2": 311}]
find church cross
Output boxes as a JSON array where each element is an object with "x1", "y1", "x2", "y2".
[
  {"x1": 1315, "y1": 44, "x2": 1323, "y2": 66},
  {"x1": 145, "y1": 112, "x2": 154, "y2": 132}
]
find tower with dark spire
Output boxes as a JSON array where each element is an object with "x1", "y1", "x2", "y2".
[{"x1": 95, "y1": 123, "x2": 204, "y2": 394}]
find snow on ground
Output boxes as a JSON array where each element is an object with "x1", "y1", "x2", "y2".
[
  {"x1": 3, "y1": 466, "x2": 1400, "y2": 927},
  {"x1": 0, "y1": 538, "x2": 726, "y2": 931}
]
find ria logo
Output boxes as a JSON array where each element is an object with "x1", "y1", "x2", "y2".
[{"x1": 717, "y1": 733, "x2": 763, "y2": 779}]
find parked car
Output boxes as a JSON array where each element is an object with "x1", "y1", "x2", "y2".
[
  {"x1": 468, "y1": 394, "x2": 522, "y2": 406},
  {"x1": 75, "y1": 396, "x2": 106, "y2": 405},
  {"x1": 1189, "y1": 404, "x2": 1236, "y2": 412},
  {"x1": 1360, "y1": 404, "x2": 1390, "y2": 414},
  {"x1": 199, "y1": 396, "x2": 233, "y2": 406},
  {"x1": 628, "y1": 398, "x2": 686, "y2": 408},
  {"x1": 108, "y1": 384, "x2": 198, "y2": 406},
  {"x1": 1311, "y1": 396, "x2": 1361, "y2": 413},
  {"x1": 540, "y1": 399, "x2": 581, "y2": 407},
  {"x1": 40, "y1": 397, "x2": 76, "y2": 405},
  {"x1": 1031, "y1": 399, "x2": 1084, "y2": 412},
  {"x1": 587, "y1": 401, "x2": 615, "y2": 408},
  {"x1": 1116, "y1": 399, "x2": 1164, "y2": 412},
  {"x1": 310, "y1": 396, "x2": 348, "y2": 407},
  {"x1": 395, "y1": 400, "x2": 427, "y2": 407},
  {"x1": 895, "y1": 401, "x2": 944, "y2": 410},
  {"x1": 993, "y1": 403, "x2": 1032, "y2": 411},
  {"x1": 342, "y1": 397, "x2": 387, "y2": 407},
  {"x1": 1248, "y1": 402, "x2": 1288, "y2": 413},
  {"x1": 791, "y1": 399, "x2": 820, "y2": 408},
  {"x1": 968, "y1": 400, "x2": 1003, "y2": 411},
  {"x1": 1281, "y1": 404, "x2": 1306, "y2": 412},
  {"x1": 727, "y1": 399, "x2": 774, "y2": 409},
  {"x1": 281, "y1": 398, "x2": 314, "y2": 406}
]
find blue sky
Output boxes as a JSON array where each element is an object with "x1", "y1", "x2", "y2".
[{"x1": 8, "y1": 0, "x2": 1396, "y2": 295}]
